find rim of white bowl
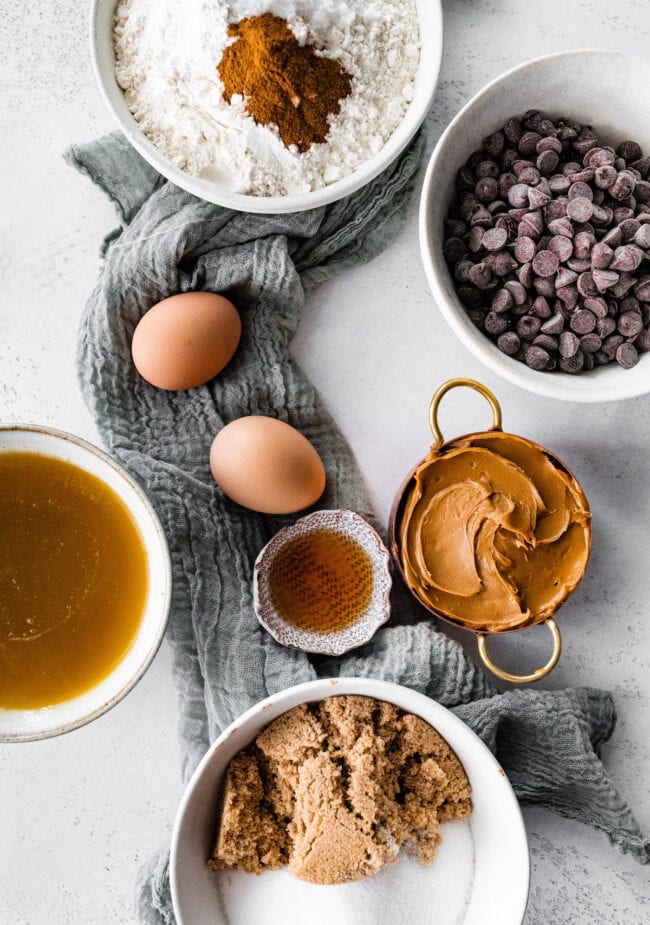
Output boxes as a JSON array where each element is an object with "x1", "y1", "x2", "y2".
[
  {"x1": 0, "y1": 424, "x2": 172, "y2": 742},
  {"x1": 169, "y1": 677, "x2": 530, "y2": 925},
  {"x1": 419, "y1": 48, "x2": 650, "y2": 403},
  {"x1": 89, "y1": 0, "x2": 443, "y2": 214}
]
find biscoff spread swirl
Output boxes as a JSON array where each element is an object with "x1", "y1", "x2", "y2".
[{"x1": 397, "y1": 431, "x2": 591, "y2": 632}]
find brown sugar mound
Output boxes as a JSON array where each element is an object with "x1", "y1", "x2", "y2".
[
  {"x1": 207, "y1": 696, "x2": 471, "y2": 885},
  {"x1": 217, "y1": 13, "x2": 352, "y2": 153}
]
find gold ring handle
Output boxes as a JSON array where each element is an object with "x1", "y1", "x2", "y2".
[
  {"x1": 477, "y1": 618, "x2": 562, "y2": 684},
  {"x1": 428, "y1": 378, "x2": 502, "y2": 447}
]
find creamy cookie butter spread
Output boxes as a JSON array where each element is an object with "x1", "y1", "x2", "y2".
[{"x1": 397, "y1": 431, "x2": 591, "y2": 632}]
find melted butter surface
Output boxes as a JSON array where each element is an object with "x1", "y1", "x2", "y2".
[
  {"x1": 398, "y1": 432, "x2": 590, "y2": 632},
  {"x1": 0, "y1": 452, "x2": 148, "y2": 709}
]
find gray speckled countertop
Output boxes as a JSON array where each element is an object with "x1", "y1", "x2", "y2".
[{"x1": 0, "y1": 1, "x2": 648, "y2": 922}]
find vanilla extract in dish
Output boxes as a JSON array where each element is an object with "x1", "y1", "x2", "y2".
[
  {"x1": 268, "y1": 529, "x2": 374, "y2": 633},
  {"x1": 0, "y1": 452, "x2": 148, "y2": 709}
]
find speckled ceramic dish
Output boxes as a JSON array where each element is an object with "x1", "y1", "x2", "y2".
[
  {"x1": 420, "y1": 49, "x2": 650, "y2": 402},
  {"x1": 253, "y1": 509, "x2": 392, "y2": 656}
]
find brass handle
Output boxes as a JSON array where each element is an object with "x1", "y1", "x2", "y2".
[
  {"x1": 428, "y1": 378, "x2": 502, "y2": 447},
  {"x1": 477, "y1": 618, "x2": 562, "y2": 684}
]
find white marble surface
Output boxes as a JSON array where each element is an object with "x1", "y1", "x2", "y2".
[{"x1": 0, "y1": 0, "x2": 648, "y2": 922}]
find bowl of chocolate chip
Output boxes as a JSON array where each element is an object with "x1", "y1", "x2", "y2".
[{"x1": 420, "y1": 49, "x2": 650, "y2": 402}]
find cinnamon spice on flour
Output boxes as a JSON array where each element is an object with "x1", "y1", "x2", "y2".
[{"x1": 217, "y1": 13, "x2": 352, "y2": 153}]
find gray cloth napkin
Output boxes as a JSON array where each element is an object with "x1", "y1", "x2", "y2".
[{"x1": 66, "y1": 131, "x2": 649, "y2": 924}]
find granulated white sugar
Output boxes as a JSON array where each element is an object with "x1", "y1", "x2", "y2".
[
  {"x1": 113, "y1": 0, "x2": 420, "y2": 196},
  {"x1": 215, "y1": 819, "x2": 475, "y2": 925}
]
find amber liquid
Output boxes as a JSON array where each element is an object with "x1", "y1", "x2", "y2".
[
  {"x1": 268, "y1": 529, "x2": 374, "y2": 634},
  {"x1": 0, "y1": 452, "x2": 148, "y2": 709}
]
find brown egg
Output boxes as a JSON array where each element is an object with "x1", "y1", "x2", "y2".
[
  {"x1": 210, "y1": 417, "x2": 326, "y2": 514},
  {"x1": 131, "y1": 292, "x2": 241, "y2": 390}
]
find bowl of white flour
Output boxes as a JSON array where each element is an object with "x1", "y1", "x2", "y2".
[{"x1": 90, "y1": 0, "x2": 442, "y2": 212}]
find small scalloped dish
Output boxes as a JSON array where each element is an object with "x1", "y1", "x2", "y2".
[{"x1": 253, "y1": 509, "x2": 392, "y2": 656}]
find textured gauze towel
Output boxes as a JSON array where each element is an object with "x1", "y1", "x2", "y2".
[{"x1": 66, "y1": 131, "x2": 649, "y2": 924}]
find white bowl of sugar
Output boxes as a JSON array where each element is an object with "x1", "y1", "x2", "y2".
[
  {"x1": 90, "y1": 0, "x2": 442, "y2": 213},
  {"x1": 170, "y1": 678, "x2": 530, "y2": 925}
]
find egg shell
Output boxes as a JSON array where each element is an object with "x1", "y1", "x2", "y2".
[
  {"x1": 210, "y1": 416, "x2": 326, "y2": 515},
  {"x1": 131, "y1": 292, "x2": 241, "y2": 390}
]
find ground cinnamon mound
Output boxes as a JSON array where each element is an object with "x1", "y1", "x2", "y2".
[
  {"x1": 217, "y1": 13, "x2": 352, "y2": 152},
  {"x1": 207, "y1": 696, "x2": 471, "y2": 885}
]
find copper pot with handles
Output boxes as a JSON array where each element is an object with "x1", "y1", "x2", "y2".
[{"x1": 389, "y1": 378, "x2": 592, "y2": 684}]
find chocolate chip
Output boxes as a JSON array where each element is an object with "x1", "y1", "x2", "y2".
[
  {"x1": 491, "y1": 288, "x2": 514, "y2": 313},
  {"x1": 519, "y1": 131, "x2": 542, "y2": 155},
  {"x1": 618, "y1": 311, "x2": 643, "y2": 337},
  {"x1": 585, "y1": 147, "x2": 616, "y2": 168},
  {"x1": 504, "y1": 280, "x2": 527, "y2": 305},
  {"x1": 570, "y1": 309, "x2": 597, "y2": 334},
  {"x1": 532, "y1": 250, "x2": 559, "y2": 277},
  {"x1": 592, "y1": 268, "x2": 620, "y2": 292},
  {"x1": 507, "y1": 183, "x2": 530, "y2": 208},
  {"x1": 549, "y1": 174, "x2": 571, "y2": 194},
  {"x1": 530, "y1": 296, "x2": 552, "y2": 318},
  {"x1": 591, "y1": 242, "x2": 613, "y2": 269},
  {"x1": 525, "y1": 345, "x2": 551, "y2": 369},
  {"x1": 635, "y1": 329, "x2": 650, "y2": 352},
  {"x1": 584, "y1": 296, "x2": 608, "y2": 318},
  {"x1": 616, "y1": 341, "x2": 639, "y2": 368},
  {"x1": 603, "y1": 333, "x2": 625, "y2": 357},
  {"x1": 468, "y1": 262, "x2": 493, "y2": 289},
  {"x1": 517, "y1": 315, "x2": 542, "y2": 340},
  {"x1": 610, "y1": 244, "x2": 644, "y2": 272},
  {"x1": 504, "y1": 118, "x2": 523, "y2": 144},
  {"x1": 569, "y1": 181, "x2": 594, "y2": 201},
  {"x1": 555, "y1": 267, "x2": 578, "y2": 288},
  {"x1": 484, "y1": 311, "x2": 510, "y2": 335},
  {"x1": 483, "y1": 132, "x2": 506, "y2": 158},
  {"x1": 533, "y1": 334, "x2": 559, "y2": 351},
  {"x1": 597, "y1": 316, "x2": 617, "y2": 338},
  {"x1": 537, "y1": 150, "x2": 560, "y2": 175},
  {"x1": 634, "y1": 224, "x2": 650, "y2": 249},
  {"x1": 567, "y1": 197, "x2": 594, "y2": 222},
  {"x1": 514, "y1": 236, "x2": 537, "y2": 263},
  {"x1": 497, "y1": 331, "x2": 521, "y2": 355},
  {"x1": 579, "y1": 333, "x2": 602, "y2": 354},
  {"x1": 618, "y1": 140, "x2": 643, "y2": 163},
  {"x1": 482, "y1": 227, "x2": 508, "y2": 251},
  {"x1": 559, "y1": 331, "x2": 580, "y2": 357},
  {"x1": 559, "y1": 353, "x2": 585, "y2": 373},
  {"x1": 541, "y1": 313, "x2": 565, "y2": 335},
  {"x1": 529, "y1": 187, "x2": 551, "y2": 209},
  {"x1": 573, "y1": 231, "x2": 596, "y2": 259}
]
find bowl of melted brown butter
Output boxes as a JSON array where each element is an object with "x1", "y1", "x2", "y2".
[
  {"x1": 0, "y1": 425, "x2": 171, "y2": 741},
  {"x1": 390, "y1": 379, "x2": 591, "y2": 684}
]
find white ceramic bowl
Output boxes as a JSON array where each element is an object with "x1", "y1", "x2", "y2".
[
  {"x1": 420, "y1": 49, "x2": 650, "y2": 403},
  {"x1": 0, "y1": 425, "x2": 172, "y2": 742},
  {"x1": 170, "y1": 677, "x2": 530, "y2": 925},
  {"x1": 90, "y1": 0, "x2": 442, "y2": 214}
]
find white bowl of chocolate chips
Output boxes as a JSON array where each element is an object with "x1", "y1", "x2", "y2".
[{"x1": 421, "y1": 49, "x2": 650, "y2": 402}]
